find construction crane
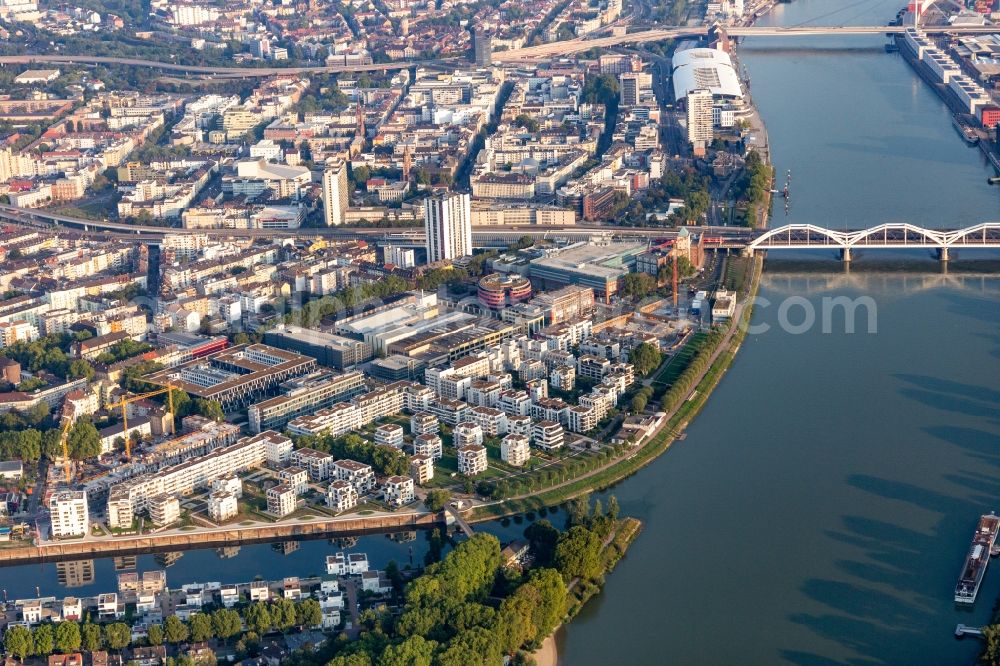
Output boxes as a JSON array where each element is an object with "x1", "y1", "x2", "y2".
[
  {"x1": 57, "y1": 417, "x2": 74, "y2": 484},
  {"x1": 114, "y1": 383, "x2": 175, "y2": 460}
]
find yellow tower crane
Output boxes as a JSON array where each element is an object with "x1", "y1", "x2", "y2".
[
  {"x1": 114, "y1": 383, "x2": 176, "y2": 460},
  {"x1": 57, "y1": 417, "x2": 74, "y2": 484}
]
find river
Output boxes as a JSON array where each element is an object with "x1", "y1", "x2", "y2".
[
  {"x1": 4, "y1": 2, "x2": 1000, "y2": 664},
  {"x1": 554, "y1": 1, "x2": 1000, "y2": 663}
]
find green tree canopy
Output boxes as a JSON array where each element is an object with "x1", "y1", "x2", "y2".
[
  {"x1": 211, "y1": 609, "x2": 242, "y2": 642},
  {"x1": 81, "y1": 622, "x2": 102, "y2": 652},
  {"x1": 245, "y1": 602, "x2": 272, "y2": 635},
  {"x1": 67, "y1": 419, "x2": 101, "y2": 459},
  {"x1": 103, "y1": 623, "x2": 131, "y2": 651},
  {"x1": 3, "y1": 625, "x2": 33, "y2": 660},
  {"x1": 424, "y1": 489, "x2": 451, "y2": 512},
  {"x1": 163, "y1": 615, "x2": 189, "y2": 644},
  {"x1": 189, "y1": 613, "x2": 213, "y2": 642},
  {"x1": 54, "y1": 622, "x2": 81, "y2": 653},
  {"x1": 554, "y1": 526, "x2": 603, "y2": 581},
  {"x1": 193, "y1": 399, "x2": 225, "y2": 422},
  {"x1": 629, "y1": 342, "x2": 662, "y2": 377},
  {"x1": 33, "y1": 624, "x2": 54, "y2": 656}
]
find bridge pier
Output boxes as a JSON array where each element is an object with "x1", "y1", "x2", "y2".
[
  {"x1": 840, "y1": 247, "x2": 852, "y2": 262},
  {"x1": 743, "y1": 247, "x2": 755, "y2": 258},
  {"x1": 938, "y1": 247, "x2": 949, "y2": 262}
]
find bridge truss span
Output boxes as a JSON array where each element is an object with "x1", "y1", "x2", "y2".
[
  {"x1": 749, "y1": 224, "x2": 851, "y2": 249},
  {"x1": 747, "y1": 222, "x2": 1000, "y2": 257}
]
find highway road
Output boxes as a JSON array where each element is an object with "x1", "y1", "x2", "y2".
[
  {"x1": 0, "y1": 203, "x2": 758, "y2": 244},
  {"x1": 0, "y1": 54, "x2": 449, "y2": 78},
  {"x1": 3, "y1": 24, "x2": 994, "y2": 75}
]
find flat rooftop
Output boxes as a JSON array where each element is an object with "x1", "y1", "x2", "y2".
[{"x1": 531, "y1": 243, "x2": 645, "y2": 280}]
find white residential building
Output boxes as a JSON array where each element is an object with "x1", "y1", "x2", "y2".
[
  {"x1": 333, "y1": 459, "x2": 376, "y2": 494},
  {"x1": 532, "y1": 420, "x2": 565, "y2": 451},
  {"x1": 454, "y1": 422, "x2": 484, "y2": 448},
  {"x1": 501, "y1": 434, "x2": 531, "y2": 467},
  {"x1": 49, "y1": 491, "x2": 89, "y2": 539},
  {"x1": 374, "y1": 424, "x2": 404, "y2": 448},
  {"x1": 382, "y1": 475, "x2": 415, "y2": 507},
  {"x1": 410, "y1": 412, "x2": 439, "y2": 436},
  {"x1": 323, "y1": 159, "x2": 349, "y2": 226},
  {"x1": 413, "y1": 433, "x2": 443, "y2": 460},
  {"x1": 279, "y1": 466, "x2": 309, "y2": 495},
  {"x1": 457, "y1": 444, "x2": 488, "y2": 476},
  {"x1": 148, "y1": 494, "x2": 180, "y2": 527},
  {"x1": 326, "y1": 479, "x2": 359, "y2": 513},
  {"x1": 266, "y1": 484, "x2": 297, "y2": 517},
  {"x1": 208, "y1": 491, "x2": 239, "y2": 522},
  {"x1": 424, "y1": 192, "x2": 472, "y2": 263},
  {"x1": 290, "y1": 447, "x2": 335, "y2": 481}
]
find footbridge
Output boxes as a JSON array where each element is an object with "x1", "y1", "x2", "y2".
[{"x1": 746, "y1": 223, "x2": 1000, "y2": 261}]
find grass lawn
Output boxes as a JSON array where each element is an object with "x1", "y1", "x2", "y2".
[{"x1": 652, "y1": 332, "x2": 707, "y2": 387}]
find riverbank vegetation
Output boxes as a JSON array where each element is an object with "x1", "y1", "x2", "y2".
[
  {"x1": 734, "y1": 150, "x2": 773, "y2": 227},
  {"x1": 320, "y1": 503, "x2": 639, "y2": 665}
]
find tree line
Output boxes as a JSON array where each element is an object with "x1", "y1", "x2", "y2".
[
  {"x1": 3, "y1": 599, "x2": 322, "y2": 661},
  {"x1": 659, "y1": 327, "x2": 728, "y2": 414}
]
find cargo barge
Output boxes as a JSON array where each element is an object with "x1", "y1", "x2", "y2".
[{"x1": 954, "y1": 513, "x2": 1000, "y2": 604}]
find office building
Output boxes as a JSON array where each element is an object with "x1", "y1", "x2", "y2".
[
  {"x1": 425, "y1": 192, "x2": 472, "y2": 263},
  {"x1": 619, "y1": 72, "x2": 652, "y2": 107},
  {"x1": 323, "y1": 160, "x2": 349, "y2": 226},
  {"x1": 264, "y1": 326, "x2": 373, "y2": 370},
  {"x1": 145, "y1": 344, "x2": 316, "y2": 412}
]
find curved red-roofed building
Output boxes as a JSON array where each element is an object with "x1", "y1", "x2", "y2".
[{"x1": 478, "y1": 273, "x2": 532, "y2": 309}]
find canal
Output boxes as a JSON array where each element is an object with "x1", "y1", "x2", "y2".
[{"x1": 3, "y1": 2, "x2": 1000, "y2": 665}]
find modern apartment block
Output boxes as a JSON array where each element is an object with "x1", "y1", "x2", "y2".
[
  {"x1": 106, "y1": 431, "x2": 293, "y2": 524},
  {"x1": 248, "y1": 370, "x2": 366, "y2": 433},
  {"x1": 49, "y1": 491, "x2": 89, "y2": 539}
]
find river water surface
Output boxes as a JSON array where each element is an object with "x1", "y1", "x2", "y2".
[{"x1": 555, "y1": 1, "x2": 1000, "y2": 663}]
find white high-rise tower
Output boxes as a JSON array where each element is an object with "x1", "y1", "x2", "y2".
[
  {"x1": 323, "y1": 160, "x2": 349, "y2": 226},
  {"x1": 686, "y1": 89, "x2": 714, "y2": 157},
  {"x1": 424, "y1": 192, "x2": 472, "y2": 264}
]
